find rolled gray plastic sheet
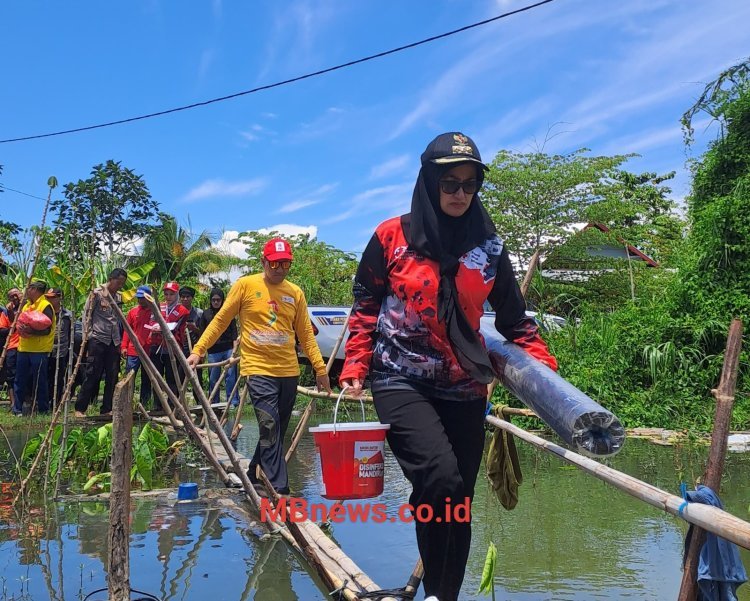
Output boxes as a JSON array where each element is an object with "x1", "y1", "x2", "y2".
[{"x1": 485, "y1": 335, "x2": 625, "y2": 457}]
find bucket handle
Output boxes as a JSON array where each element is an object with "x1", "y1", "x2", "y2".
[{"x1": 333, "y1": 385, "x2": 366, "y2": 434}]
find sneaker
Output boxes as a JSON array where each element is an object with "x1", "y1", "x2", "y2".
[{"x1": 425, "y1": 597, "x2": 440, "y2": 601}]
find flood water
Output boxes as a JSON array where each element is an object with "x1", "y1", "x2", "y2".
[{"x1": 1, "y1": 411, "x2": 748, "y2": 600}]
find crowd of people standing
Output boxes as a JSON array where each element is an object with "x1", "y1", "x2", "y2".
[{"x1": 0, "y1": 269, "x2": 241, "y2": 418}]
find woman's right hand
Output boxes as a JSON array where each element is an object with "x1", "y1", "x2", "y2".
[{"x1": 340, "y1": 378, "x2": 363, "y2": 397}]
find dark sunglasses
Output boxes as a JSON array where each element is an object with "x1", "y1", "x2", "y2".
[
  {"x1": 210, "y1": 297, "x2": 222, "y2": 303},
  {"x1": 439, "y1": 179, "x2": 479, "y2": 195},
  {"x1": 267, "y1": 260, "x2": 292, "y2": 269}
]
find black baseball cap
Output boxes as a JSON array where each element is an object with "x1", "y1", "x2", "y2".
[
  {"x1": 44, "y1": 287, "x2": 63, "y2": 298},
  {"x1": 179, "y1": 286, "x2": 196, "y2": 298},
  {"x1": 421, "y1": 132, "x2": 488, "y2": 171}
]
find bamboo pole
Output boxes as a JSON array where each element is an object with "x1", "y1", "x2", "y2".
[
  {"x1": 255, "y1": 468, "x2": 341, "y2": 595},
  {"x1": 485, "y1": 414, "x2": 750, "y2": 550},
  {"x1": 677, "y1": 319, "x2": 743, "y2": 601},
  {"x1": 219, "y1": 373, "x2": 244, "y2": 429},
  {"x1": 520, "y1": 248, "x2": 541, "y2": 298},
  {"x1": 230, "y1": 381, "x2": 249, "y2": 441},
  {"x1": 14, "y1": 292, "x2": 95, "y2": 505},
  {"x1": 0, "y1": 178, "x2": 55, "y2": 373},
  {"x1": 142, "y1": 294, "x2": 266, "y2": 510},
  {"x1": 54, "y1": 313, "x2": 77, "y2": 497},
  {"x1": 108, "y1": 370, "x2": 136, "y2": 601},
  {"x1": 403, "y1": 559, "x2": 424, "y2": 598},
  {"x1": 296, "y1": 385, "x2": 372, "y2": 403},
  {"x1": 107, "y1": 292, "x2": 231, "y2": 483},
  {"x1": 286, "y1": 311, "x2": 352, "y2": 463}
]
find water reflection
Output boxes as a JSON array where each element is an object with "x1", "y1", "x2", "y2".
[{"x1": 0, "y1": 412, "x2": 748, "y2": 600}]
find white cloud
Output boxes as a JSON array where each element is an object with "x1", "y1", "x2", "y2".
[
  {"x1": 256, "y1": 0, "x2": 338, "y2": 82},
  {"x1": 369, "y1": 154, "x2": 411, "y2": 180},
  {"x1": 289, "y1": 106, "x2": 348, "y2": 143},
  {"x1": 275, "y1": 182, "x2": 338, "y2": 214},
  {"x1": 276, "y1": 199, "x2": 320, "y2": 214},
  {"x1": 198, "y1": 49, "x2": 214, "y2": 80},
  {"x1": 259, "y1": 224, "x2": 318, "y2": 238},
  {"x1": 213, "y1": 230, "x2": 247, "y2": 259},
  {"x1": 323, "y1": 183, "x2": 412, "y2": 225},
  {"x1": 239, "y1": 123, "x2": 276, "y2": 142},
  {"x1": 181, "y1": 178, "x2": 268, "y2": 203}
]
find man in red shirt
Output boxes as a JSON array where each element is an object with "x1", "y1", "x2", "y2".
[
  {"x1": 148, "y1": 281, "x2": 189, "y2": 402},
  {"x1": 121, "y1": 285, "x2": 154, "y2": 407}
]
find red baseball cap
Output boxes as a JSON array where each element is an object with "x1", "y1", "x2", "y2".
[
  {"x1": 163, "y1": 281, "x2": 180, "y2": 293},
  {"x1": 263, "y1": 238, "x2": 293, "y2": 261}
]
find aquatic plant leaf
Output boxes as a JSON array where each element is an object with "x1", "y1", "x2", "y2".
[
  {"x1": 21, "y1": 435, "x2": 44, "y2": 465},
  {"x1": 134, "y1": 442, "x2": 155, "y2": 490},
  {"x1": 478, "y1": 541, "x2": 497, "y2": 595},
  {"x1": 83, "y1": 472, "x2": 111, "y2": 492}
]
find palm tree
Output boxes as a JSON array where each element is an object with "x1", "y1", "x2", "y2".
[{"x1": 137, "y1": 213, "x2": 235, "y2": 286}]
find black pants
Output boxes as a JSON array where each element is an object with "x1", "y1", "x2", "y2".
[
  {"x1": 75, "y1": 340, "x2": 120, "y2": 414},
  {"x1": 246, "y1": 375, "x2": 298, "y2": 494},
  {"x1": 47, "y1": 353, "x2": 69, "y2": 407},
  {"x1": 151, "y1": 350, "x2": 182, "y2": 406},
  {"x1": 373, "y1": 387, "x2": 486, "y2": 601}
]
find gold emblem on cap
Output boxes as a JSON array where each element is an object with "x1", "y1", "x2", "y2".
[
  {"x1": 451, "y1": 133, "x2": 472, "y2": 155},
  {"x1": 451, "y1": 144, "x2": 472, "y2": 155}
]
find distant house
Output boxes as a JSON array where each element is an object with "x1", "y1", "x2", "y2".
[{"x1": 541, "y1": 222, "x2": 658, "y2": 282}]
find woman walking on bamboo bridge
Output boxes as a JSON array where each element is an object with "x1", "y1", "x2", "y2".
[{"x1": 341, "y1": 132, "x2": 558, "y2": 601}]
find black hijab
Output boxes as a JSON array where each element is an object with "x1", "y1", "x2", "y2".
[{"x1": 401, "y1": 132, "x2": 497, "y2": 384}]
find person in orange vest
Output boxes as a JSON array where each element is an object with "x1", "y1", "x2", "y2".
[
  {"x1": 13, "y1": 281, "x2": 56, "y2": 415},
  {"x1": 1, "y1": 288, "x2": 21, "y2": 410}
]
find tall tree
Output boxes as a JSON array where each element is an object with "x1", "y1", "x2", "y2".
[
  {"x1": 51, "y1": 160, "x2": 159, "y2": 259},
  {"x1": 482, "y1": 148, "x2": 632, "y2": 268},
  {"x1": 678, "y1": 59, "x2": 750, "y2": 321},
  {"x1": 585, "y1": 170, "x2": 685, "y2": 266},
  {"x1": 138, "y1": 213, "x2": 234, "y2": 286}
]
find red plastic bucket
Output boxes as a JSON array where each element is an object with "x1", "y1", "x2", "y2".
[{"x1": 309, "y1": 388, "x2": 390, "y2": 500}]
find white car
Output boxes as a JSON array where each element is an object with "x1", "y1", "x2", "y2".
[{"x1": 300, "y1": 306, "x2": 565, "y2": 377}]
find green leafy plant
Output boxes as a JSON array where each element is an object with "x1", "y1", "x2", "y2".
[
  {"x1": 478, "y1": 541, "x2": 498, "y2": 600},
  {"x1": 19, "y1": 423, "x2": 181, "y2": 492}
]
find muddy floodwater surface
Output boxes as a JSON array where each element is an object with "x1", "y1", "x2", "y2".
[{"x1": 1, "y1": 412, "x2": 748, "y2": 600}]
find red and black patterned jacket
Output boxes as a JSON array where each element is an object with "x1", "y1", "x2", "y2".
[{"x1": 341, "y1": 216, "x2": 557, "y2": 400}]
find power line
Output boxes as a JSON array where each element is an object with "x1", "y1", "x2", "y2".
[
  {"x1": 0, "y1": 184, "x2": 47, "y2": 201},
  {"x1": 0, "y1": 0, "x2": 557, "y2": 144}
]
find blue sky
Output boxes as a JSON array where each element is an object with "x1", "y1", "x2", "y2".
[{"x1": 1, "y1": 0, "x2": 748, "y2": 264}]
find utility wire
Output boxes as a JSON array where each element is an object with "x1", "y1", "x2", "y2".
[
  {"x1": 0, "y1": 184, "x2": 47, "y2": 201},
  {"x1": 0, "y1": 0, "x2": 557, "y2": 144}
]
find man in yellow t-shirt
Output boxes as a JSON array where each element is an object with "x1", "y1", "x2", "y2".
[
  {"x1": 187, "y1": 237, "x2": 331, "y2": 495},
  {"x1": 13, "y1": 280, "x2": 56, "y2": 415}
]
